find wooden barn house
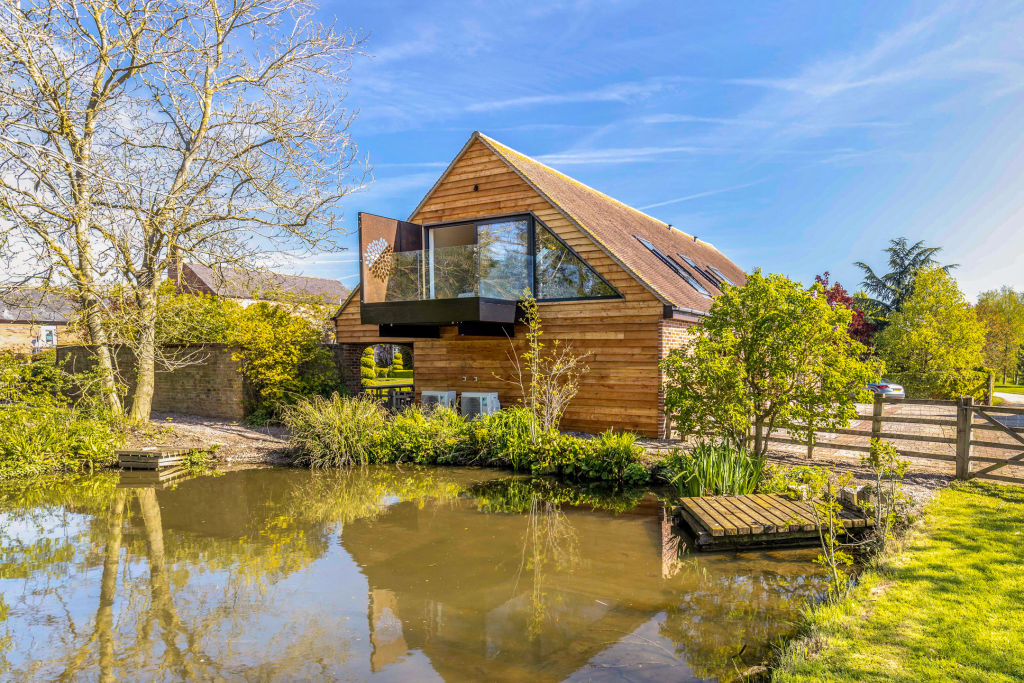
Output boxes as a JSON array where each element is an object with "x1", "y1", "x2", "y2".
[{"x1": 333, "y1": 132, "x2": 747, "y2": 437}]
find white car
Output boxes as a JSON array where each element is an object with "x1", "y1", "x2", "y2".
[{"x1": 868, "y1": 380, "x2": 905, "y2": 398}]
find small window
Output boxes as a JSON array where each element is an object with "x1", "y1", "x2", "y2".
[
  {"x1": 707, "y1": 266, "x2": 734, "y2": 287},
  {"x1": 536, "y1": 224, "x2": 619, "y2": 300},
  {"x1": 634, "y1": 236, "x2": 711, "y2": 297}
]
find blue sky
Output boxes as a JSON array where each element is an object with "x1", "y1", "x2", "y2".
[{"x1": 294, "y1": 0, "x2": 1024, "y2": 300}]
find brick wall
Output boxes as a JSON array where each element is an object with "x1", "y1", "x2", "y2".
[
  {"x1": 658, "y1": 318, "x2": 697, "y2": 438},
  {"x1": 58, "y1": 344, "x2": 248, "y2": 420}
]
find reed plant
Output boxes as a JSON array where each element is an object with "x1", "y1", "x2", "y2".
[
  {"x1": 281, "y1": 393, "x2": 386, "y2": 468},
  {"x1": 663, "y1": 441, "x2": 766, "y2": 496}
]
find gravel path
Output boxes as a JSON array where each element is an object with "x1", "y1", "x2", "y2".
[{"x1": 127, "y1": 412, "x2": 292, "y2": 465}]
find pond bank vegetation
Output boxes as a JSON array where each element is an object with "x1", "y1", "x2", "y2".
[
  {"x1": 282, "y1": 396, "x2": 650, "y2": 486},
  {"x1": 773, "y1": 481, "x2": 1024, "y2": 682}
]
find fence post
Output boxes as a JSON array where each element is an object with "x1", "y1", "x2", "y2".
[
  {"x1": 986, "y1": 371, "x2": 995, "y2": 406},
  {"x1": 871, "y1": 393, "x2": 883, "y2": 440},
  {"x1": 955, "y1": 396, "x2": 974, "y2": 480}
]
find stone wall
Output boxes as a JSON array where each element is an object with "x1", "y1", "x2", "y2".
[{"x1": 58, "y1": 344, "x2": 248, "y2": 420}]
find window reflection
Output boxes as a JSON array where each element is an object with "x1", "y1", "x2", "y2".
[{"x1": 535, "y1": 225, "x2": 617, "y2": 300}]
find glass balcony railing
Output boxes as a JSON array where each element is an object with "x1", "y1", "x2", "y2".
[{"x1": 369, "y1": 244, "x2": 531, "y2": 304}]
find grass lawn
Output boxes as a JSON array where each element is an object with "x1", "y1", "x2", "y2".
[
  {"x1": 775, "y1": 481, "x2": 1024, "y2": 682},
  {"x1": 995, "y1": 382, "x2": 1024, "y2": 395}
]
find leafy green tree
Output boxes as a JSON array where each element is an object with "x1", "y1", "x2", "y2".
[
  {"x1": 854, "y1": 237, "x2": 957, "y2": 322},
  {"x1": 975, "y1": 287, "x2": 1024, "y2": 383},
  {"x1": 661, "y1": 271, "x2": 879, "y2": 456},
  {"x1": 873, "y1": 268, "x2": 986, "y2": 399}
]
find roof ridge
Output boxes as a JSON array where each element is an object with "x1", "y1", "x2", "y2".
[{"x1": 477, "y1": 132, "x2": 723, "y2": 253}]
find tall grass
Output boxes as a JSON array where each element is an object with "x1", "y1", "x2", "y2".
[
  {"x1": 281, "y1": 393, "x2": 386, "y2": 468},
  {"x1": 663, "y1": 441, "x2": 765, "y2": 496}
]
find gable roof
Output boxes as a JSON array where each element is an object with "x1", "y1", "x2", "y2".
[
  {"x1": 174, "y1": 262, "x2": 350, "y2": 305},
  {"x1": 0, "y1": 289, "x2": 76, "y2": 324},
  {"x1": 411, "y1": 132, "x2": 747, "y2": 313}
]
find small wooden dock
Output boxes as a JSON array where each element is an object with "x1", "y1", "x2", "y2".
[
  {"x1": 116, "y1": 447, "x2": 191, "y2": 470},
  {"x1": 675, "y1": 493, "x2": 872, "y2": 550}
]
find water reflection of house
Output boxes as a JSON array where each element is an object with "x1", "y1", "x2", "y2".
[{"x1": 341, "y1": 495, "x2": 677, "y2": 681}]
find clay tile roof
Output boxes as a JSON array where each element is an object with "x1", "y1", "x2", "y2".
[
  {"x1": 176, "y1": 263, "x2": 350, "y2": 305},
  {"x1": 475, "y1": 133, "x2": 747, "y2": 313}
]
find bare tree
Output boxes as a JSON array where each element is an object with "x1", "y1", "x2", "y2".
[
  {"x1": 0, "y1": 0, "x2": 181, "y2": 412},
  {"x1": 0, "y1": 0, "x2": 365, "y2": 421}
]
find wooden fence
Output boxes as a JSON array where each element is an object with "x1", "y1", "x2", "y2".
[{"x1": 767, "y1": 395, "x2": 1024, "y2": 486}]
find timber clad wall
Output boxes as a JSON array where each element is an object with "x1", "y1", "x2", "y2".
[
  {"x1": 336, "y1": 139, "x2": 669, "y2": 436},
  {"x1": 58, "y1": 344, "x2": 247, "y2": 420}
]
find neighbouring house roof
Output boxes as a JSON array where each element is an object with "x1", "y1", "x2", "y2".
[
  {"x1": 0, "y1": 289, "x2": 76, "y2": 324},
  {"x1": 411, "y1": 132, "x2": 748, "y2": 314},
  {"x1": 171, "y1": 262, "x2": 350, "y2": 305}
]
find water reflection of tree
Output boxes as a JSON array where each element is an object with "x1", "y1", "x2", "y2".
[
  {"x1": 514, "y1": 495, "x2": 581, "y2": 639},
  {"x1": 0, "y1": 473, "x2": 346, "y2": 679},
  {"x1": 658, "y1": 556, "x2": 827, "y2": 680},
  {"x1": 283, "y1": 466, "x2": 470, "y2": 528}
]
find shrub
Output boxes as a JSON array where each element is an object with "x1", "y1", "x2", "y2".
[
  {"x1": 375, "y1": 405, "x2": 473, "y2": 465},
  {"x1": 233, "y1": 303, "x2": 339, "y2": 419},
  {"x1": 360, "y1": 347, "x2": 376, "y2": 381},
  {"x1": 281, "y1": 393, "x2": 386, "y2": 468},
  {"x1": 392, "y1": 351, "x2": 404, "y2": 372},
  {"x1": 758, "y1": 462, "x2": 829, "y2": 498},
  {"x1": 662, "y1": 441, "x2": 765, "y2": 496},
  {"x1": 578, "y1": 430, "x2": 647, "y2": 485},
  {"x1": 283, "y1": 396, "x2": 651, "y2": 487}
]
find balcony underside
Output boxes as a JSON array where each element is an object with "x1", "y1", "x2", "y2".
[{"x1": 361, "y1": 297, "x2": 519, "y2": 337}]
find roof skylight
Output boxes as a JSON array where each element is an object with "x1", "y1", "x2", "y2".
[{"x1": 634, "y1": 236, "x2": 711, "y2": 297}]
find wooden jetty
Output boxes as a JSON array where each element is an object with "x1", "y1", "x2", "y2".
[
  {"x1": 675, "y1": 493, "x2": 872, "y2": 550},
  {"x1": 116, "y1": 446, "x2": 191, "y2": 470}
]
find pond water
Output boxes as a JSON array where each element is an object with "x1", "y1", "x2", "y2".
[{"x1": 0, "y1": 466, "x2": 825, "y2": 681}]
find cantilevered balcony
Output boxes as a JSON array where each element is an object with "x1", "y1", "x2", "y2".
[{"x1": 359, "y1": 214, "x2": 531, "y2": 333}]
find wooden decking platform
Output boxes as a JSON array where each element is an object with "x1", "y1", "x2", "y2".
[
  {"x1": 116, "y1": 447, "x2": 191, "y2": 470},
  {"x1": 675, "y1": 493, "x2": 872, "y2": 550}
]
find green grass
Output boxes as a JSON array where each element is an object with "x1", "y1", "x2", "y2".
[
  {"x1": 994, "y1": 382, "x2": 1024, "y2": 395},
  {"x1": 775, "y1": 481, "x2": 1024, "y2": 682}
]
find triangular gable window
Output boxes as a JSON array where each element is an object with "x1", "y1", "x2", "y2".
[{"x1": 535, "y1": 224, "x2": 619, "y2": 300}]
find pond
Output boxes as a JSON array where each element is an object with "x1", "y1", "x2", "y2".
[{"x1": 0, "y1": 466, "x2": 825, "y2": 681}]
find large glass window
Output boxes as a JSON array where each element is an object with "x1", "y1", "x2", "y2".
[
  {"x1": 478, "y1": 219, "x2": 531, "y2": 299},
  {"x1": 535, "y1": 224, "x2": 618, "y2": 300},
  {"x1": 428, "y1": 218, "x2": 531, "y2": 300}
]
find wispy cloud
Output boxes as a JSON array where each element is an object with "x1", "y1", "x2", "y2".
[
  {"x1": 466, "y1": 77, "x2": 695, "y2": 113},
  {"x1": 638, "y1": 178, "x2": 773, "y2": 210}
]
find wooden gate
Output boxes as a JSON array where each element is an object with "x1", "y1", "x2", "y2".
[{"x1": 959, "y1": 398, "x2": 1024, "y2": 485}]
